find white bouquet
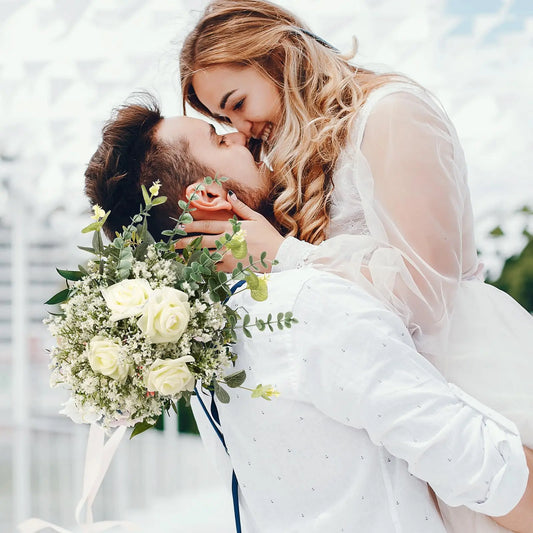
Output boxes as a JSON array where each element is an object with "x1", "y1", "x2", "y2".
[{"x1": 46, "y1": 179, "x2": 296, "y2": 437}]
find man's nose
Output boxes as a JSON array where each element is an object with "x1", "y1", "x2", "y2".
[{"x1": 224, "y1": 131, "x2": 248, "y2": 146}]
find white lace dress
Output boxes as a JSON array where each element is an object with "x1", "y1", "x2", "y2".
[{"x1": 274, "y1": 82, "x2": 533, "y2": 533}]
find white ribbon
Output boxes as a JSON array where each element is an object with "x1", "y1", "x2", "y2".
[{"x1": 18, "y1": 424, "x2": 141, "y2": 533}]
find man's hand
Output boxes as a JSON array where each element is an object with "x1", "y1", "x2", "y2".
[
  {"x1": 175, "y1": 191, "x2": 285, "y2": 273},
  {"x1": 491, "y1": 446, "x2": 533, "y2": 533}
]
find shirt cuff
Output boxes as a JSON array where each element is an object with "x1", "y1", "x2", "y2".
[
  {"x1": 448, "y1": 384, "x2": 529, "y2": 517},
  {"x1": 272, "y1": 237, "x2": 316, "y2": 272}
]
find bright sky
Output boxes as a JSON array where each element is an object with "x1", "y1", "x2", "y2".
[{"x1": 0, "y1": 0, "x2": 531, "y2": 275}]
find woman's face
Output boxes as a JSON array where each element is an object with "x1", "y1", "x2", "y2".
[{"x1": 192, "y1": 65, "x2": 282, "y2": 144}]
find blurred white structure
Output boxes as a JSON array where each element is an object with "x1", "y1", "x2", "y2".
[{"x1": 0, "y1": 0, "x2": 532, "y2": 531}]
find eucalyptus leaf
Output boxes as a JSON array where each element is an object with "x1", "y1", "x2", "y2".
[
  {"x1": 180, "y1": 213, "x2": 193, "y2": 225},
  {"x1": 92, "y1": 230, "x2": 103, "y2": 254},
  {"x1": 141, "y1": 184, "x2": 150, "y2": 206},
  {"x1": 151, "y1": 196, "x2": 167, "y2": 206},
  {"x1": 224, "y1": 370, "x2": 246, "y2": 388},
  {"x1": 213, "y1": 381, "x2": 230, "y2": 404},
  {"x1": 134, "y1": 241, "x2": 149, "y2": 260},
  {"x1": 81, "y1": 222, "x2": 99, "y2": 234}
]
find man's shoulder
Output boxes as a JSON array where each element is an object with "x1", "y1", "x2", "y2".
[{"x1": 234, "y1": 267, "x2": 384, "y2": 316}]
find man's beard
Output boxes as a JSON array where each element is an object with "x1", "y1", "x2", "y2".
[{"x1": 223, "y1": 179, "x2": 278, "y2": 228}]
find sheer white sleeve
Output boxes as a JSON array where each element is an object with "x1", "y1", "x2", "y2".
[{"x1": 275, "y1": 85, "x2": 477, "y2": 356}]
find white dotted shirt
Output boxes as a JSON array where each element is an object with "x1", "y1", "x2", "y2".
[{"x1": 192, "y1": 268, "x2": 527, "y2": 533}]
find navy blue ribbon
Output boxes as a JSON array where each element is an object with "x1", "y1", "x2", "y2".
[
  {"x1": 195, "y1": 387, "x2": 242, "y2": 533},
  {"x1": 194, "y1": 279, "x2": 247, "y2": 532}
]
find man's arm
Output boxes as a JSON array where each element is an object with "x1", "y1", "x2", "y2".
[
  {"x1": 291, "y1": 273, "x2": 529, "y2": 520},
  {"x1": 492, "y1": 446, "x2": 532, "y2": 533}
]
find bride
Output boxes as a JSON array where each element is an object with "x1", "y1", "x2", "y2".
[{"x1": 178, "y1": 1, "x2": 533, "y2": 531}]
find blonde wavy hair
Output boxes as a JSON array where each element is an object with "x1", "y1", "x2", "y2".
[{"x1": 180, "y1": 0, "x2": 404, "y2": 244}]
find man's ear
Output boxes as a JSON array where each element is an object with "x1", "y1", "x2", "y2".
[{"x1": 185, "y1": 182, "x2": 232, "y2": 212}]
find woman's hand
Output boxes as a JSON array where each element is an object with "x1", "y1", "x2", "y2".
[{"x1": 175, "y1": 192, "x2": 285, "y2": 273}]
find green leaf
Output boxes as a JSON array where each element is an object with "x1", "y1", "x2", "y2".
[
  {"x1": 141, "y1": 184, "x2": 150, "y2": 206},
  {"x1": 56, "y1": 268, "x2": 83, "y2": 281},
  {"x1": 116, "y1": 247, "x2": 133, "y2": 280},
  {"x1": 45, "y1": 288, "x2": 71, "y2": 305},
  {"x1": 92, "y1": 230, "x2": 104, "y2": 254},
  {"x1": 180, "y1": 213, "x2": 193, "y2": 225},
  {"x1": 204, "y1": 176, "x2": 213, "y2": 185},
  {"x1": 130, "y1": 419, "x2": 157, "y2": 439},
  {"x1": 243, "y1": 314, "x2": 251, "y2": 326},
  {"x1": 134, "y1": 241, "x2": 149, "y2": 260},
  {"x1": 171, "y1": 401, "x2": 178, "y2": 415},
  {"x1": 242, "y1": 326, "x2": 252, "y2": 338},
  {"x1": 249, "y1": 276, "x2": 268, "y2": 302},
  {"x1": 260, "y1": 251, "x2": 268, "y2": 268},
  {"x1": 81, "y1": 222, "x2": 99, "y2": 234},
  {"x1": 213, "y1": 381, "x2": 230, "y2": 404},
  {"x1": 151, "y1": 196, "x2": 167, "y2": 206},
  {"x1": 224, "y1": 370, "x2": 247, "y2": 388},
  {"x1": 178, "y1": 199, "x2": 188, "y2": 210},
  {"x1": 489, "y1": 225, "x2": 504, "y2": 238}
]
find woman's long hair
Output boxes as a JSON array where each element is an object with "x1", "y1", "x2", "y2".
[{"x1": 180, "y1": 0, "x2": 402, "y2": 244}]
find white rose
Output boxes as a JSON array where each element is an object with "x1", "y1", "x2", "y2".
[
  {"x1": 145, "y1": 356, "x2": 195, "y2": 396},
  {"x1": 101, "y1": 279, "x2": 152, "y2": 321},
  {"x1": 87, "y1": 335, "x2": 131, "y2": 382},
  {"x1": 137, "y1": 287, "x2": 191, "y2": 343}
]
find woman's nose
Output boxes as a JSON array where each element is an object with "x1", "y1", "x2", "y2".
[
  {"x1": 229, "y1": 116, "x2": 253, "y2": 138},
  {"x1": 224, "y1": 131, "x2": 248, "y2": 146}
]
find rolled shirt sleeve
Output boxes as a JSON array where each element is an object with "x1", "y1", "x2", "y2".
[{"x1": 291, "y1": 273, "x2": 528, "y2": 517}]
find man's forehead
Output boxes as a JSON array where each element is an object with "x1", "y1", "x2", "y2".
[{"x1": 156, "y1": 116, "x2": 209, "y2": 143}]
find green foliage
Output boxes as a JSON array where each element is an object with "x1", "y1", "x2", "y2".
[
  {"x1": 489, "y1": 238, "x2": 533, "y2": 311},
  {"x1": 487, "y1": 206, "x2": 533, "y2": 312}
]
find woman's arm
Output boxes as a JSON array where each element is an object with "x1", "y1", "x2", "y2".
[{"x1": 491, "y1": 446, "x2": 533, "y2": 533}]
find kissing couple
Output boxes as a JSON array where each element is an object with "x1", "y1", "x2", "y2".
[{"x1": 84, "y1": 1, "x2": 533, "y2": 531}]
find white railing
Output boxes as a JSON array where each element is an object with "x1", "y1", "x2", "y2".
[{"x1": 2, "y1": 414, "x2": 227, "y2": 532}]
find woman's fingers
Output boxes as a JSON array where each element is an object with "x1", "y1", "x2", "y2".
[
  {"x1": 175, "y1": 234, "x2": 221, "y2": 249},
  {"x1": 227, "y1": 191, "x2": 263, "y2": 221},
  {"x1": 181, "y1": 219, "x2": 233, "y2": 235}
]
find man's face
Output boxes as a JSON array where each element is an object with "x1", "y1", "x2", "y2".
[{"x1": 156, "y1": 116, "x2": 271, "y2": 211}]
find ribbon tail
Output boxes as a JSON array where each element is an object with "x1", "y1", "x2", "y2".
[
  {"x1": 75, "y1": 424, "x2": 127, "y2": 525},
  {"x1": 17, "y1": 518, "x2": 73, "y2": 533}
]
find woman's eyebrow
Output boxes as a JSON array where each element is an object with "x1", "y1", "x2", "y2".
[{"x1": 220, "y1": 89, "x2": 237, "y2": 110}]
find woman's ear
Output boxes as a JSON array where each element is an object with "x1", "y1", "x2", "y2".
[{"x1": 184, "y1": 182, "x2": 232, "y2": 212}]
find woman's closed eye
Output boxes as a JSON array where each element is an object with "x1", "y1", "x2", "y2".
[{"x1": 233, "y1": 98, "x2": 245, "y2": 111}]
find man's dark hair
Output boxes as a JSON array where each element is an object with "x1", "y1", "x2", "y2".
[{"x1": 85, "y1": 92, "x2": 210, "y2": 241}]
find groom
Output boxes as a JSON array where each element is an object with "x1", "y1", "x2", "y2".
[{"x1": 85, "y1": 94, "x2": 533, "y2": 532}]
